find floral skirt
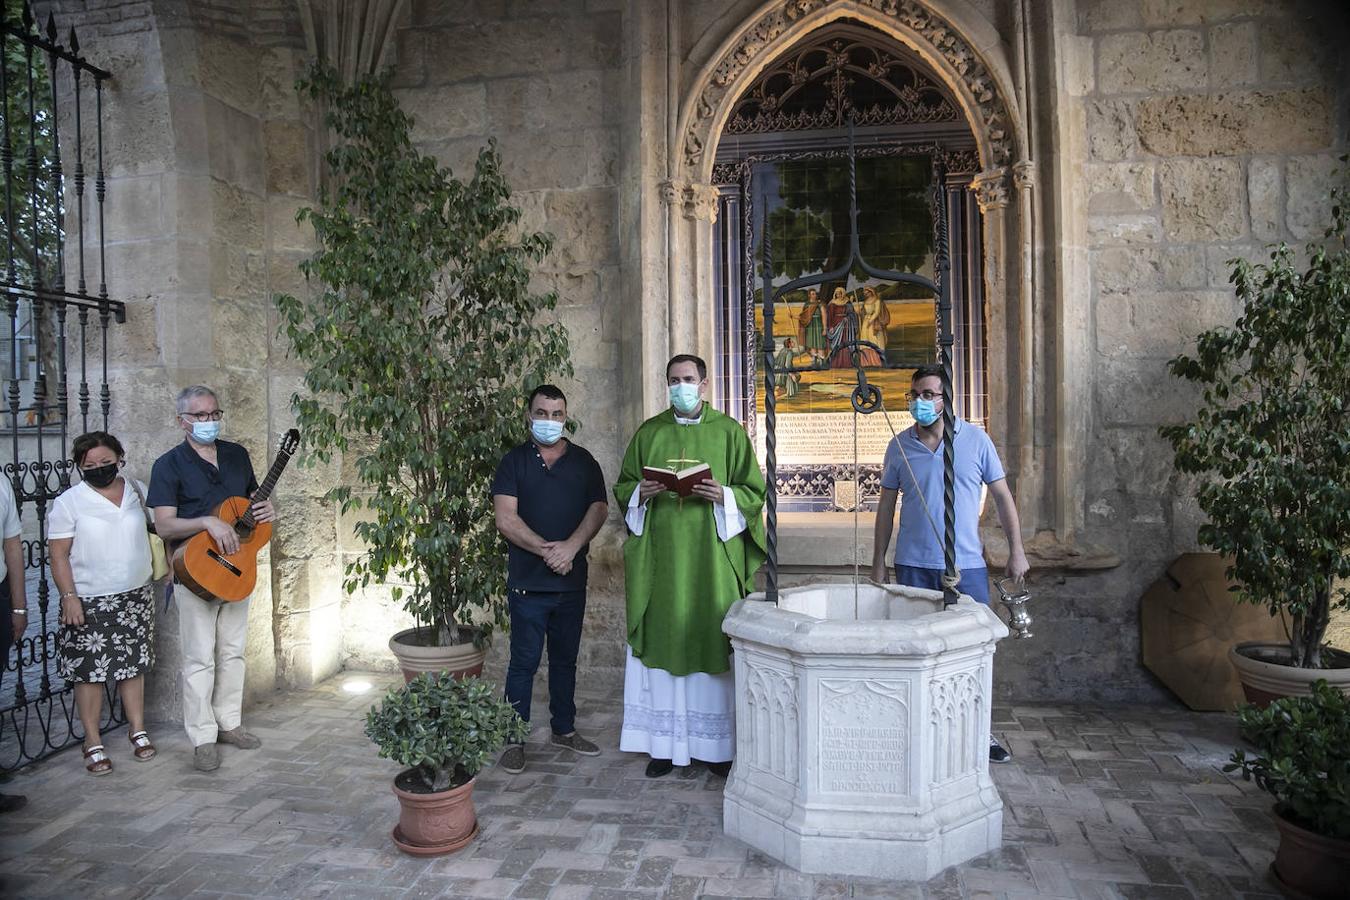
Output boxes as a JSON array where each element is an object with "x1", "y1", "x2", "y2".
[{"x1": 58, "y1": 583, "x2": 155, "y2": 684}]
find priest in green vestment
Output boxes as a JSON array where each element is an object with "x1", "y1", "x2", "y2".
[{"x1": 614, "y1": 354, "x2": 766, "y2": 778}]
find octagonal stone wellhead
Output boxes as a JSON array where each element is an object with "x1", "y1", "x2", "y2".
[{"x1": 722, "y1": 582, "x2": 1009, "y2": 881}]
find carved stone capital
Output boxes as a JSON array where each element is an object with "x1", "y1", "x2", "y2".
[
  {"x1": 969, "y1": 168, "x2": 1010, "y2": 213},
  {"x1": 659, "y1": 179, "x2": 685, "y2": 206},
  {"x1": 683, "y1": 183, "x2": 721, "y2": 222},
  {"x1": 1012, "y1": 159, "x2": 1037, "y2": 192}
]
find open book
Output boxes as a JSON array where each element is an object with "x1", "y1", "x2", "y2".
[{"x1": 642, "y1": 463, "x2": 712, "y2": 498}]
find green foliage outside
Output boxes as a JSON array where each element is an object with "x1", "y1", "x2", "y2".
[
  {"x1": 1161, "y1": 170, "x2": 1350, "y2": 669},
  {"x1": 762, "y1": 155, "x2": 932, "y2": 292},
  {"x1": 365, "y1": 672, "x2": 529, "y2": 793},
  {"x1": 275, "y1": 66, "x2": 571, "y2": 647},
  {"x1": 1225, "y1": 680, "x2": 1350, "y2": 839}
]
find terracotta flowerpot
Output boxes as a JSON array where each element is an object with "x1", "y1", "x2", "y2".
[
  {"x1": 1229, "y1": 642, "x2": 1350, "y2": 708},
  {"x1": 389, "y1": 626, "x2": 488, "y2": 683},
  {"x1": 390, "y1": 772, "x2": 479, "y2": 857},
  {"x1": 1269, "y1": 806, "x2": 1350, "y2": 900}
]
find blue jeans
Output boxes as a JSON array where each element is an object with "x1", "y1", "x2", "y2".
[
  {"x1": 505, "y1": 589, "x2": 586, "y2": 736},
  {"x1": 894, "y1": 565, "x2": 990, "y2": 605}
]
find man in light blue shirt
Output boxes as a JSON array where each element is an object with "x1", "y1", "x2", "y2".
[{"x1": 871, "y1": 365, "x2": 1029, "y2": 762}]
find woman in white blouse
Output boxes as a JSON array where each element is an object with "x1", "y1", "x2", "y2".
[{"x1": 51, "y1": 432, "x2": 157, "y2": 775}]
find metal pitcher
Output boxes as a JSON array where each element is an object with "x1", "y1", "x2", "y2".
[{"x1": 995, "y1": 577, "x2": 1034, "y2": 639}]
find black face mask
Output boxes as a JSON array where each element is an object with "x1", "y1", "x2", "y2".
[{"x1": 81, "y1": 463, "x2": 119, "y2": 489}]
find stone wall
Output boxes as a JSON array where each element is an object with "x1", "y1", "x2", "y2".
[
  {"x1": 1050, "y1": 0, "x2": 1350, "y2": 699},
  {"x1": 370, "y1": 0, "x2": 632, "y2": 678},
  {"x1": 27, "y1": 0, "x2": 1348, "y2": 719},
  {"x1": 41, "y1": 0, "x2": 328, "y2": 719}
]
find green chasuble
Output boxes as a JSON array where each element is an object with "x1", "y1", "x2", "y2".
[{"x1": 614, "y1": 405, "x2": 767, "y2": 677}]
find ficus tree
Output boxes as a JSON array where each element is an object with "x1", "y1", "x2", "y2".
[
  {"x1": 275, "y1": 65, "x2": 570, "y2": 647},
  {"x1": 1161, "y1": 168, "x2": 1350, "y2": 669}
]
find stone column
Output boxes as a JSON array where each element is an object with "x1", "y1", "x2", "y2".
[
  {"x1": 682, "y1": 182, "x2": 719, "y2": 366},
  {"x1": 620, "y1": 0, "x2": 672, "y2": 422},
  {"x1": 1011, "y1": 158, "x2": 1038, "y2": 516},
  {"x1": 969, "y1": 167, "x2": 1011, "y2": 453}
]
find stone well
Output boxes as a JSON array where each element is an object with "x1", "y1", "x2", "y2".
[{"x1": 722, "y1": 582, "x2": 1008, "y2": 881}]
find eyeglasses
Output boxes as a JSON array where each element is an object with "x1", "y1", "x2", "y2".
[
  {"x1": 907, "y1": 390, "x2": 943, "y2": 402},
  {"x1": 181, "y1": 410, "x2": 224, "y2": 422}
]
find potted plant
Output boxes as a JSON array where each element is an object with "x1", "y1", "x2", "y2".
[
  {"x1": 1161, "y1": 169, "x2": 1350, "y2": 703},
  {"x1": 1224, "y1": 680, "x2": 1350, "y2": 899},
  {"x1": 275, "y1": 66, "x2": 571, "y2": 679},
  {"x1": 365, "y1": 672, "x2": 529, "y2": 855}
]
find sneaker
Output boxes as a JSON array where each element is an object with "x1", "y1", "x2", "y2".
[
  {"x1": 989, "y1": 736, "x2": 1012, "y2": 764},
  {"x1": 550, "y1": 731, "x2": 600, "y2": 756},
  {"x1": 499, "y1": 744, "x2": 525, "y2": 774},
  {"x1": 217, "y1": 727, "x2": 261, "y2": 750},
  {"x1": 194, "y1": 743, "x2": 220, "y2": 772}
]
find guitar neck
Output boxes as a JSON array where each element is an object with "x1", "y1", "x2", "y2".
[{"x1": 238, "y1": 450, "x2": 294, "y2": 527}]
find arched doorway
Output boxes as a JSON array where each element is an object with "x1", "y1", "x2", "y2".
[{"x1": 707, "y1": 21, "x2": 987, "y2": 511}]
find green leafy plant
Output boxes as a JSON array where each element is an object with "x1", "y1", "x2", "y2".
[
  {"x1": 365, "y1": 672, "x2": 529, "y2": 793},
  {"x1": 1224, "y1": 680, "x2": 1350, "y2": 839},
  {"x1": 275, "y1": 65, "x2": 570, "y2": 647},
  {"x1": 1161, "y1": 168, "x2": 1350, "y2": 668}
]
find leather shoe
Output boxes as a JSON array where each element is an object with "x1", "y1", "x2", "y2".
[
  {"x1": 707, "y1": 760, "x2": 732, "y2": 778},
  {"x1": 194, "y1": 743, "x2": 220, "y2": 772},
  {"x1": 645, "y1": 757, "x2": 674, "y2": 778},
  {"x1": 217, "y1": 727, "x2": 261, "y2": 750}
]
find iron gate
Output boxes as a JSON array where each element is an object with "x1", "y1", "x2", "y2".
[{"x1": 2, "y1": 2, "x2": 123, "y2": 772}]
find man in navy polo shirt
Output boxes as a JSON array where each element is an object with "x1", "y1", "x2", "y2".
[
  {"x1": 148, "y1": 385, "x2": 275, "y2": 772},
  {"x1": 871, "y1": 364, "x2": 1029, "y2": 763},
  {"x1": 492, "y1": 384, "x2": 608, "y2": 774}
]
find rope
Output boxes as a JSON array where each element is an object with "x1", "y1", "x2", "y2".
[
  {"x1": 877, "y1": 402, "x2": 962, "y2": 593},
  {"x1": 852, "y1": 403, "x2": 859, "y2": 616}
]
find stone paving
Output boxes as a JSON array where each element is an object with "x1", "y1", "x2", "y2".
[{"x1": 0, "y1": 672, "x2": 1283, "y2": 899}]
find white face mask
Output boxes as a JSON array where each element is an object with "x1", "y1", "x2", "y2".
[
  {"x1": 669, "y1": 382, "x2": 701, "y2": 415},
  {"x1": 188, "y1": 420, "x2": 221, "y2": 444},
  {"x1": 531, "y1": 419, "x2": 564, "y2": 446}
]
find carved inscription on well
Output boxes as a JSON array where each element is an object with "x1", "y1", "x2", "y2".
[{"x1": 817, "y1": 679, "x2": 909, "y2": 796}]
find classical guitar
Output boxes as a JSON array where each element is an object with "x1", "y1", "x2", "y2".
[{"x1": 172, "y1": 429, "x2": 300, "y2": 602}]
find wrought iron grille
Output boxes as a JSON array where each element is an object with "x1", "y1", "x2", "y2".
[{"x1": 2, "y1": 2, "x2": 123, "y2": 772}]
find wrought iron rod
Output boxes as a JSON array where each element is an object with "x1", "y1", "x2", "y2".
[
  {"x1": 934, "y1": 162, "x2": 958, "y2": 607},
  {"x1": 46, "y1": 16, "x2": 68, "y2": 438},
  {"x1": 761, "y1": 188, "x2": 778, "y2": 606}
]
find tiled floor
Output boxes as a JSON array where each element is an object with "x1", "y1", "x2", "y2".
[{"x1": 0, "y1": 672, "x2": 1283, "y2": 899}]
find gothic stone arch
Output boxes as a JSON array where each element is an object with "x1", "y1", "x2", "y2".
[{"x1": 660, "y1": 0, "x2": 1039, "y2": 523}]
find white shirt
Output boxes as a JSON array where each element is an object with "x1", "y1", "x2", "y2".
[
  {"x1": 48, "y1": 479, "x2": 153, "y2": 596},
  {"x1": 0, "y1": 476, "x2": 20, "y2": 582},
  {"x1": 625, "y1": 410, "x2": 747, "y2": 541}
]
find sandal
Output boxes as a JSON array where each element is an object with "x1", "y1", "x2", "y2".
[
  {"x1": 129, "y1": 730, "x2": 157, "y2": 761},
  {"x1": 83, "y1": 744, "x2": 112, "y2": 776}
]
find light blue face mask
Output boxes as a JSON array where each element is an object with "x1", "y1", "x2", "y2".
[
  {"x1": 189, "y1": 420, "x2": 221, "y2": 444},
  {"x1": 531, "y1": 419, "x2": 564, "y2": 446},
  {"x1": 909, "y1": 398, "x2": 941, "y2": 427},
  {"x1": 669, "y1": 382, "x2": 701, "y2": 415}
]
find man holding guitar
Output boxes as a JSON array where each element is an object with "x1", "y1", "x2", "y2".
[{"x1": 149, "y1": 385, "x2": 276, "y2": 773}]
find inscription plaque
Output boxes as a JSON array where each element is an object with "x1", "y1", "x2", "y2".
[{"x1": 818, "y1": 679, "x2": 909, "y2": 796}]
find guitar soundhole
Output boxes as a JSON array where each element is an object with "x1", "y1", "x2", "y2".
[{"x1": 206, "y1": 549, "x2": 244, "y2": 577}]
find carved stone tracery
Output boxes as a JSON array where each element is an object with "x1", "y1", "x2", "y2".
[
  {"x1": 685, "y1": 0, "x2": 1015, "y2": 173},
  {"x1": 726, "y1": 29, "x2": 962, "y2": 135}
]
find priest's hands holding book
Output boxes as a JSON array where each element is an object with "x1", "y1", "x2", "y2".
[
  {"x1": 688, "y1": 475, "x2": 724, "y2": 504},
  {"x1": 637, "y1": 479, "x2": 667, "y2": 501}
]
